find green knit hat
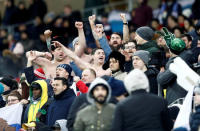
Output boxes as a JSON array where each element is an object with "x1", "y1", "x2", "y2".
[
  {"x1": 156, "y1": 27, "x2": 186, "y2": 55},
  {"x1": 170, "y1": 38, "x2": 186, "y2": 54}
]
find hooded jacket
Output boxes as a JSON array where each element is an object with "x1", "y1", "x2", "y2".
[
  {"x1": 87, "y1": 78, "x2": 112, "y2": 104},
  {"x1": 73, "y1": 78, "x2": 115, "y2": 131},
  {"x1": 24, "y1": 80, "x2": 48, "y2": 124}
]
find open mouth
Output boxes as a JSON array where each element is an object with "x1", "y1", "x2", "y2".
[
  {"x1": 59, "y1": 54, "x2": 63, "y2": 57},
  {"x1": 99, "y1": 57, "x2": 104, "y2": 61},
  {"x1": 56, "y1": 74, "x2": 60, "y2": 77},
  {"x1": 113, "y1": 41, "x2": 118, "y2": 45}
]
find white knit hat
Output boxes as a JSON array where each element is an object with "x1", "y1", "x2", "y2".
[{"x1": 124, "y1": 69, "x2": 149, "y2": 94}]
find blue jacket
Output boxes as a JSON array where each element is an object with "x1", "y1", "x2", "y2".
[
  {"x1": 99, "y1": 36, "x2": 112, "y2": 61},
  {"x1": 46, "y1": 88, "x2": 76, "y2": 126},
  {"x1": 188, "y1": 29, "x2": 200, "y2": 49}
]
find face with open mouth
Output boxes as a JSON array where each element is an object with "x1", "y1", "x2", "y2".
[
  {"x1": 53, "y1": 47, "x2": 66, "y2": 61},
  {"x1": 93, "y1": 49, "x2": 105, "y2": 64},
  {"x1": 56, "y1": 67, "x2": 69, "y2": 79},
  {"x1": 110, "y1": 34, "x2": 122, "y2": 47}
]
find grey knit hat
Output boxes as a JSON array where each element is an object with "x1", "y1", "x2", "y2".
[
  {"x1": 136, "y1": 26, "x2": 154, "y2": 41},
  {"x1": 72, "y1": 37, "x2": 79, "y2": 49},
  {"x1": 133, "y1": 50, "x2": 150, "y2": 65}
]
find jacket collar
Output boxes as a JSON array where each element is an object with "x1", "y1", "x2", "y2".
[
  {"x1": 131, "y1": 89, "x2": 147, "y2": 95},
  {"x1": 112, "y1": 70, "x2": 123, "y2": 77},
  {"x1": 54, "y1": 88, "x2": 75, "y2": 100}
]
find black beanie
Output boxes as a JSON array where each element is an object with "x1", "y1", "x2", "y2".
[{"x1": 0, "y1": 77, "x2": 18, "y2": 90}]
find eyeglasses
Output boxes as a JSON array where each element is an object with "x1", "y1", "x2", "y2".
[
  {"x1": 124, "y1": 45, "x2": 136, "y2": 49},
  {"x1": 7, "y1": 99, "x2": 19, "y2": 103}
]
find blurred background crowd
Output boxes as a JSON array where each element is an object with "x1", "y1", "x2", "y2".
[{"x1": 0, "y1": 0, "x2": 199, "y2": 78}]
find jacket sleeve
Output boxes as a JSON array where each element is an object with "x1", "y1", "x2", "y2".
[
  {"x1": 157, "y1": 69, "x2": 176, "y2": 88},
  {"x1": 111, "y1": 104, "x2": 123, "y2": 131},
  {"x1": 67, "y1": 94, "x2": 87, "y2": 131},
  {"x1": 0, "y1": 96, "x2": 6, "y2": 108},
  {"x1": 76, "y1": 81, "x2": 88, "y2": 93},
  {"x1": 190, "y1": 105, "x2": 200, "y2": 131},
  {"x1": 161, "y1": 100, "x2": 173, "y2": 130},
  {"x1": 70, "y1": 62, "x2": 82, "y2": 78},
  {"x1": 24, "y1": 66, "x2": 38, "y2": 84},
  {"x1": 99, "y1": 36, "x2": 112, "y2": 61},
  {"x1": 73, "y1": 112, "x2": 85, "y2": 131}
]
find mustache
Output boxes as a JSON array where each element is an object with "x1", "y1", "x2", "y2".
[{"x1": 97, "y1": 95, "x2": 105, "y2": 98}]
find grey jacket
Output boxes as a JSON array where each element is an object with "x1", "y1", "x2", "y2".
[
  {"x1": 73, "y1": 78, "x2": 115, "y2": 131},
  {"x1": 112, "y1": 71, "x2": 127, "y2": 81},
  {"x1": 157, "y1": 57, "x2": 187, "y2": 105}
]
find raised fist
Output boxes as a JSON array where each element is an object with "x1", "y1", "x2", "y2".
[
  {"x1": 44, "y1": 30, "x2": 52, "y2": 38},
  {"x1": 120, "y1": 13, "x2": 127, "y2": 23},
  {"x1": 75, "y1": 21, "x2": 83, "y2": 29},
  {"x1": 88, "y1": 15, "x2": 96, "y2": 24}
]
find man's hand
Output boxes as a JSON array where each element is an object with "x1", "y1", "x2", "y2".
[
  {"x1": 194, "y1": 94, "x2": 200, "y2": 106},
  {"x1": 52, "y1": 41, "x2": 63, "y2": 49},
  {"x1": 44, "y1": 30, "x2": 52, "y2": 39},
  {"x1": 20, "y1": 99, "x2": 29, "y2": 105},
  {"x1": 27, "y1": 51, "x2": 38, "y2": 62},
  {"x1": 120, "y1": 50, "x2": 131, "y2": 61},
  {"x1": 44, "y1": 52, "x2": 52, "y2": 60},
  {"x1": 120, "y1": 13, "x2": 127, "y2": 23},
  {"x1": 88, "y1": 15, "x2": 96, "y2": 25},
  {"x1": 75, "y1": 21, "x2": 83, "y2": 29},
  {"x1": 74, "y1": 76, "x2": 80, "y2": 83}
]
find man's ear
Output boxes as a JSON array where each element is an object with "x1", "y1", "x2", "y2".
[
  {"x1": 63, "y1": 85, "x2": 67, "y2": 90},
  {"x1": 109, "y1": 41, "x2": 111, "y2": 45}
]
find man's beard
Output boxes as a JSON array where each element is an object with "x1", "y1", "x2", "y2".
[
  {"x1": 93, "y1": 95, "x2": 107, "y2": 104},
  {"x1": 110, "y1": 44, "x2": 121, "y2": 51}
]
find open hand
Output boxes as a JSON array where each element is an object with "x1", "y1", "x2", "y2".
[{"x1": 27, "y1": 51, "x2": 37, "y2": 62}]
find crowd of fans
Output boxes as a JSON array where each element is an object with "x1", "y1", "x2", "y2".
[{"x1": 1, "y1": 0, "x2": 200, "y2": 130}]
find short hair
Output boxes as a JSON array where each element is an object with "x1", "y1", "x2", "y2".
[
  {"x1": 85, "y1": 68, "x2": 96, "y2": 78},
  {"x1": 6, "y1": 90, "x2": 22, "y2": 102},
  {"x1": 54, "y1": 77, "x2": 69, "y2": 87},
  {"x1": 111, "y1": 32, "x2": 122, "y2": 40},
  {"x1": 91, "y1": 48, "x2": 103, "y2": 55},
  {"x1": 181, "y1": 34, "x2": 193, "y2": 41},
  {"x1": 64, "y1": 4, "x2": 72, "y2": 9}
]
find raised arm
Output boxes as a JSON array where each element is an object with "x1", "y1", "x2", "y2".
[
  {"x1": 95, "y1": 24, "x2": 112, "y2": 60},
  {"x1": 88, "y1": 15, "x2": 101, "y2": 48},
  {"x1": 26, "y1": 50, "x2": 51, "y2": 68},
  {"x1": 53, "y1": 41, "x2": 90, "y2": 70},
  {"x1": 44, "y1": 30, "x2": 52, "y2": 52},
  {"x1": 120, "y1": 13, "x2": 129, "y2": 44},
  {"x1": 74, "y1": 21, "x2": 87, "y2": 57},
  {"x1": 24, "y1": 51, "x2": 39, "y2": 84}
]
